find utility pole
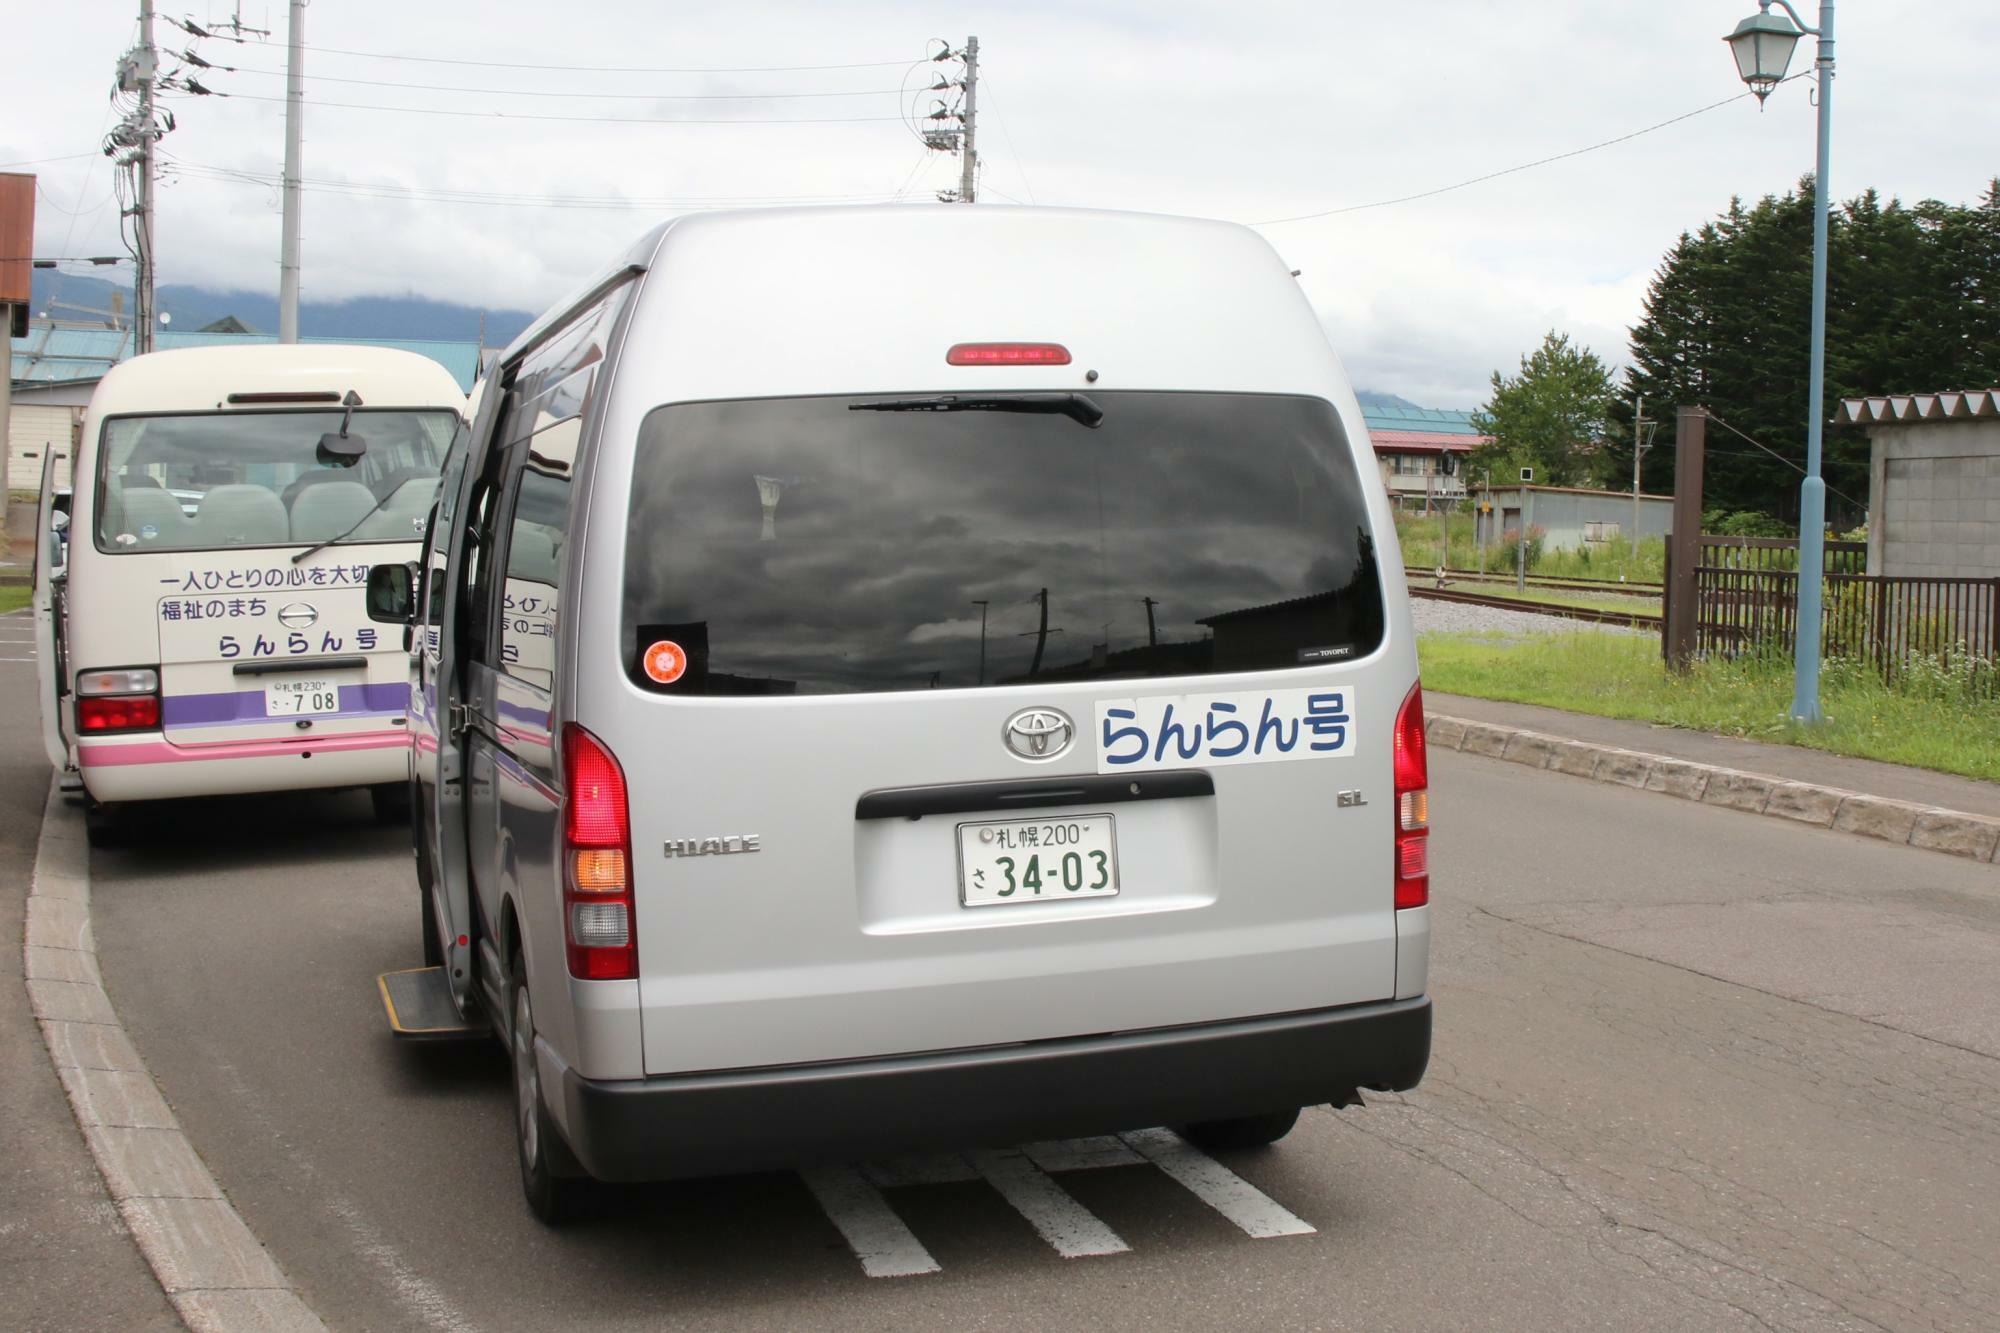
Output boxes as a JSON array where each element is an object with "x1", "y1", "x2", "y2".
[
  {"x1": 129, "y1": 1, "x2": 160, "y2": 354},
  {"x1": 278, "y1": 0, "x2": 305, "y2": 342},
  {"x1": 971, "y1": 599, "x2": 989, "y2": 685},
  {"x1": 922, "y1": 39, "x2": 979, "y2": 203},
  {"x1": 1631, "y1": 393, "x2": 1649, "y2": 557},
  {"x1": 1142, "y1": 596, "x2": 1158, "y2": 648},
  {"x1": 957, "y1": 36, "x2": 979, "y2": 204}
]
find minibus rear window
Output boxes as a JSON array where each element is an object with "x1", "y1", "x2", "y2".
[
  {"x1": 622, "y1": 391, "x2": 1385, "y2": 696},
  {"x1": 94, "y1": 409, "x2": 459, "y2": 555}
]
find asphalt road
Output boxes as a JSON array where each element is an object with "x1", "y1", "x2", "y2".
[{"x1": 15, "y1": 654, "x2": 2000, "y2": 1330}]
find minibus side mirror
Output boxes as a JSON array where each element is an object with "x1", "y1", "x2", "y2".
[{"x1": 365, "y1": 561, "x2": 419, "y2": 624}]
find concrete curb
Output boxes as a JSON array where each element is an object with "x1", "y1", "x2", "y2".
[
  {"x1": 22, "y1": 782, "x2": 328, "y2": 1333},
  {"x1": 1429, "y1": 713, "x2": 2000, "y2": 866}
]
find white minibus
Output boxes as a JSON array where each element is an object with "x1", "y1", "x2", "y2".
[
  {"x1": 368, "y1": 205, "x2": 1432, "y2": 1222},
  {"x1": 38, "y1": 344, "x2": 466, "y2": 843}
]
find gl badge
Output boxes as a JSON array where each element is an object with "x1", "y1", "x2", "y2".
[{"x1": 1002, "y1": 707, "x2": 1074, "y2": 761}]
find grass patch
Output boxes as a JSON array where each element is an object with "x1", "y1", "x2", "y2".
[
  {"x1": 0, "y1": 586, "x2": 31, "y2": 615},
  {"x1": 1419, "y1": 630, "x2": 2000, "y2": 782}
]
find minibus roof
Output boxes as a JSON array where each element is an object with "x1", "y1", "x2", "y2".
[{"x1": 84, "y1": 343, "x2": 467, "y2": 419}]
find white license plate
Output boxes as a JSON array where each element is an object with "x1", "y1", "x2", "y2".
[
  {"x1": 265, "y1": 678, "x2": 341, "y2": 717},
  {"x1": 957, "y1": 814, "x2": 1119, "y2": 908}
]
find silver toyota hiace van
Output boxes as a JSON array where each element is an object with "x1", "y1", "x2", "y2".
[{"x1": 369, "y1": 205, "x2": 1432, "y2": 1222}]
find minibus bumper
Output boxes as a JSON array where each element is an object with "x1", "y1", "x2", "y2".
[
  {"x1": 77, "y1": 733, "x2": 409, "y2": 802},
  {"x1": 553, "y1": 996, "x2": 1431, "y2": 1183}
]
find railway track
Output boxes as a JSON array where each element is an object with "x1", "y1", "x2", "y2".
[
  {"x1": 1409, "y1": 584, "x2": 1664, "y2": 629},
  {"x1": 1435, "y1": 568, "x2": 1664, "y2": 596}
]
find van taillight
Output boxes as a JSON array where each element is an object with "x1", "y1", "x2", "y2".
[
  {"x1": 76, "y1": 667, "x2": 162, "y2": 734},
  {"x1": 1392, "y1": 682, "x2": 1429, "y2": 910},
  {"x1": 561, "y1": 724, "x2": 637, "y2": 980}
]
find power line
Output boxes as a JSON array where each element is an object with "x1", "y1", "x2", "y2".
[
  {"x1": 0, "y1": 151, "x2": 107, "y2": 170},
  {"x1": 1705, "y1": 410, "x2": 1865, "y2": 510},
  {"x1": 178, "y1": 90, "x2": 908, "y2": 125},
  {"x1": 194, "y1": 29, "x2": 912, "y2": 76},
  {"x1": 211, "y1": 66, "x2": 911, "y2": 101},
  {"x1": 1249, "y1": 73, "x2": 1810, "y2": 227}
]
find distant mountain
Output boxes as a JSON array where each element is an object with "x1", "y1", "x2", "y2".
[
  {"x1": 27, "y1": 271, "x2": 536, "y2": 346},
  {"x1": 1354, "y1": 389, "x2": 1422, "y2": 411}
]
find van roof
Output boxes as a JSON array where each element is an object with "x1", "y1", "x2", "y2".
[
  {"x1": 83, "y1": 343, "x2": 468, "y2": 418},
  {"x1": 507, "y1": 204, "x2": 1352, "y2": 403}
]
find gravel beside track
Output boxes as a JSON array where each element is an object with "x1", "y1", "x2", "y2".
[{"x1": 1412, "y1": 597, "x2": 1646, "y2": 637}]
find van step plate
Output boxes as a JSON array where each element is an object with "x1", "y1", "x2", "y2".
[{"x1": 378, "y1": 967, "x2": 487, "y2": 1041}]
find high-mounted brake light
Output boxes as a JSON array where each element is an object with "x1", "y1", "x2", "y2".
[
  {"x1": 76, "y1": 667, "x2": 162, "y2": 734},
  {"x1": 946, "y1": 342, "x2": 1072, "y2": 366},
  {"x1": 1392, "y1": 682, "x2": 1429, "y2": 910},
  {"x1": 224, "y1": 391, "x2": 342, "y2": 405},
  {"x1": 561, "y1": 724, "x2": 637, "y2": 980}
]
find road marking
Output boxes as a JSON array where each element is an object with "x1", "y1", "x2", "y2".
[
  {"x1": 1120, "y1": 1129, "x2": 1316, "y2": 1238},
  {"x1": 969, "y1": 1148, "x2": 1131, "y2": 1258},
  {"x1": 800, "y1": 1165, "x2": 942, "y2": 1278}
]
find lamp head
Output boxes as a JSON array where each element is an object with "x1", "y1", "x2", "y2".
[{"x1": 1725, "y1": 5, "x2": 1803, "y2": 104}]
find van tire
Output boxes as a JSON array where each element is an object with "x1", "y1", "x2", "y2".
[
  {"x1": 509, "y1": 962, "x2": 586, "y2": 1224},
  {"x1": 1180, "y1": 1107, "x2": 1301, "y2": 1151}
]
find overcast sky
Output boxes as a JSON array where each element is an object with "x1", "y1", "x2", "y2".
[{"x1": 9, "y1": 1, "x2": 1998, "y2": 407}]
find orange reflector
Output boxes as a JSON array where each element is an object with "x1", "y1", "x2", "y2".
[
  {"x1": 571, "y1": 849, "x2": 628, "y2": 892},
  {"x1": 946, "y1": 342, "x2": 1072, "y2": 366}
]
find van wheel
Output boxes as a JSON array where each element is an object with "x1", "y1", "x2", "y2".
[
  {"x1": 370, "y1": 782, "x2": 411, "y2": 824},
  {"x1": 1181, "y1": 1107, "x2": 1302, "y2": 1151},
  {"x1": 510, "y1": 964, "x2": 586, "y2": 1224},
  {"x1": 83, "y1": 802, "x2": 126, "y2": 850}
]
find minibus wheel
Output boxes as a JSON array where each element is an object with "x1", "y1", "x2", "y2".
[
  {"x1": 1180, "y1": 1107, "x2": 1302, "y2": 1151},
  {"x1": 83, "y1": 802, "x2": 127, "y2": 849},
  {"x1": 510, "y1": 952, "x2": 586, "y2": 1223},
  {"x1": 369, "y1": 782, "x2": 410, "y2": 824}
]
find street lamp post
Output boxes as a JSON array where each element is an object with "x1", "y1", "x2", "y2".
[{"x1": 1725, "y1": 0, "x2": 1833, "y2": 724}]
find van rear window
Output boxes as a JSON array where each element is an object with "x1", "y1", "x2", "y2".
[{"x1": 622, "y1": 392, "x2": 1384, "y2": 696}]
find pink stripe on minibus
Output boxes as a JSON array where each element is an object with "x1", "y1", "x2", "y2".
[{"x1": 78, "y1": 731, "x2": 408, "y2": 767}]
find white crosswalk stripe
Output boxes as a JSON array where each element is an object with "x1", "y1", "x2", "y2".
[
  {"x1": 799, "y1": 1164, "x2": 941, "y2": 1278},
  {"x1": 1120, "y1": 1128, "x2": 1316, "y2": 1238},
  {"x1": 817, "y1": 1130, "x2": 1311, "y2": 1275}
]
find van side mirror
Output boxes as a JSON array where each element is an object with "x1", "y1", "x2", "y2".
[{"x1": 365, "y1": 561, "x2": 418, "y2": 624}]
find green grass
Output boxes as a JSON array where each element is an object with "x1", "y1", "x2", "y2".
[
  {"x1": 1394, "y1": 513, "x2": 1665, "y2": 584},
  {"x1": 0, "y1": 586, "x2": 30, "y2": 615},
  {"x1": 1419, "y1": 630, "x2": 2000, "y2": 782}
]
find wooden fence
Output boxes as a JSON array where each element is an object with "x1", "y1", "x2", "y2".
[{"x1": 1682, "y1": 537, "x2": 1999, "y2": 682}]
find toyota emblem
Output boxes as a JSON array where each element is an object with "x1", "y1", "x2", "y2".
[
  {"x1": 277, "y1": 602, "x2": 319, "y2": 629},
  {"x1": 1002, "y1": 707, "x2": 1075, "y2": 762}
]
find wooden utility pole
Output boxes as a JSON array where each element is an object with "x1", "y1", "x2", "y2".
[{"x1": 1664, "y1": 406, "x2": 1706, "y2": 669}]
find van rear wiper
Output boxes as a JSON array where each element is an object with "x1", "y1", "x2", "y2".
[{"x1": 849, "y1": 393, "x2": 1104, "y2": 429}]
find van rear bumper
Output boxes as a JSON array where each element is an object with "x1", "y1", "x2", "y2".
[{"x1": 556, "y1": 996, "x2": 1431, "y2": 1183}]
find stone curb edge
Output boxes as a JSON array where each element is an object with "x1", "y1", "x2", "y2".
[
  {"x1": 1429, "y1": 714, "x2": 2000, "y2": 866},
  {"x1": 21, "y1": 781, "x2": 329, "y2": 1333}
]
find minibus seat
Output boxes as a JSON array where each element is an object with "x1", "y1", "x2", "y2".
[
  {"x1": 289, "y1": 480, "x2": 380, "y2": 542},
  {"x1": 110, "y1": 486, "x2": 196, "y2": 549},
  {"x1": 348, "y1": 476, "x2": 438, "y2": 541},
  {"x1": 192, "y1": 485, "x2": 290, "y2": 548}
]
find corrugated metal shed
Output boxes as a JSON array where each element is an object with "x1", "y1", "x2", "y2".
[
  {"x1": 1838, "y1": 390, "x2": 2000, "y2": 423},
  {"x1": 10, "y1": 324, "x2": 483, "y2": 392}
]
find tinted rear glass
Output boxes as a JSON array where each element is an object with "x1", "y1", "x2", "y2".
[{"x1": 622, "y1": 392, "x2": 1383, "y2": 696}]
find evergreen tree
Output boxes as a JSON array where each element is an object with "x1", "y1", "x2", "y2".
[{"x1": 1469, "y1": 330, "x2": 1617, "y2": 488}]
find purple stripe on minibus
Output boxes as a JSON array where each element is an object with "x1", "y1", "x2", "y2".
[{"x1": 162, "y1": 682, "x2": 408, "y2": 727}]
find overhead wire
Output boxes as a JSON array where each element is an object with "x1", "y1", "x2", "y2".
[
  {"x1": 1704, "y1": 410, "x2": 1865, "y2": 510},
  {"x1": 194, "y1": 29, "x2": 913, "y2": 76},
  {"x1": 170, "y1": 90, "x2": 909, "y2": 125},
  {"x1": 978, "y1": 73, "x2": 1036, "y2": 205},
  {"x1": 208, "y1": 66, "x2": 912, "y2": 100},
  {"x1": 1250, "y1": 71, "x2": 1812, "y2": 227}
]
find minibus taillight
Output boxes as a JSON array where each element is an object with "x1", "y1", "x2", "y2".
[
  {"x1": 1392, "y1": 682, "x2": 1429, "y2": 911},
  {"x1": 561, "y1": 724, "x2": 637, "y2": 981},
  {"x1": 76, "y1": 668, "x2": 162, "y2": 734},
  {"x1": 945, "y1": 342, "x2": 1072, "y2": 366}
]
